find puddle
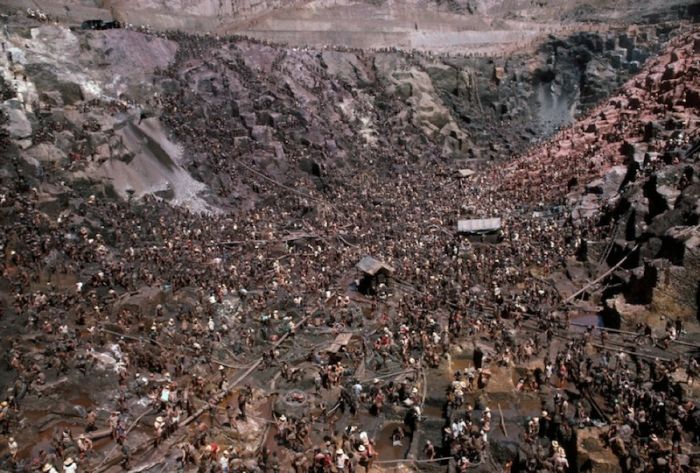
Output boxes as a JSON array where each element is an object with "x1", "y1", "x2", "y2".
[
  {"x1": 375, "y1": 422, "x2": 408, "y2": 461},
  {"x1": 450, "y1": 357, "x2": 474, "y2": 373},
  {"x1": 570, "y1": 313, "x2": 604, "y2": 332},
  {"x1": 20, "y1": 421, "x2": 76, "y2": 459},
  {"x1": 69, "y1": 396, "x2": 94, "y2": 409},
  {"x1": 421, "y1": 403, "x2": 443, "y2": 419}
]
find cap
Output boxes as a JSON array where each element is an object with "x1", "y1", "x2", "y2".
[
  {"x1": 357, "y1": 445, "x2": 366, "y2": 452},
  {"x1": 64, "y1": 458, "x2": 74, "y2": 466}
]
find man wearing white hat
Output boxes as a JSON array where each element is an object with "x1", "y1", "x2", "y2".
[
  {"x1": 335, "y1": 448, "x2": 349, "y2": 471},
  {"x1": 7, "y1": 437, "x2": 18, "y2": 460},
  {"x1": 357, "y1": 444, "x2": 369, "y2": 471},
  {"x1": 219, "y1": 449, "x2": 230, "y2": 473},
  {"x1": 154, "y1": 416, "x2": 165, "y2": 445},
  {"x1": 63, "y1": 457, "x2": 77, "y2": 473},
  {"x1": 42, "y1": 464, "x2": 58, "y2": 473}
]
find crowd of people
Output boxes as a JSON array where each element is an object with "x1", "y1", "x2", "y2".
[{"x1": 0, "y1": 10, "x2": 698, "y2": 473}]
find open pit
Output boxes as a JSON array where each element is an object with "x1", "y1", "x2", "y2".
[{"x1": 0, "y1": 1, "x2": 699, "y2": 473}]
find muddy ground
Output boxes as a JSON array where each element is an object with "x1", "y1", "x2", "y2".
[{"x1": 0, "y1": 2, "x2": 699, "y2": 473}]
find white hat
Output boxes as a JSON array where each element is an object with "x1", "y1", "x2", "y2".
[
  {"x1": 42, "y1": 465, "x2": 53, "y2": 472},
  {"x1": 357, "y1": 445, "x2": 366, "y2": 452},
  {"x1": 64, "y1": 458, "x2": 74, "y2": 466},
  {"x1": 484, "y1": 407, "x2": 490, "y2": 412},
  {"x1": 336, "y1": 448, "x2": 344, "y2": 455},
  {"x1": 279, "y1": 415, "x2": 286, "y2": 422},
  {"x1": 156, "y1": 416, "x2": 163, "y2": 422}
]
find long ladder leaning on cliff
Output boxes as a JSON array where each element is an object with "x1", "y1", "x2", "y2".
[
  {"x1": 470, "y1": 71, "x2": 484, "y2": 114},
  {"x1": 597, "y1": 219, "x2": 621, "y2": 266},
  {"x1": 95, "y1": 314, "x2": 312, "y2": 472},
  {"x1": 563, "y1": 244, "x2": 639, "y2": 304}
]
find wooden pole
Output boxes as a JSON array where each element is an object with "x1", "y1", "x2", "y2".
[
  {"x1": 590, "y1": 343, "x2": 672, "y2": 362},
  {"x1": 563, "y1": 245, "x2": 638, "y2": 303},
  {"x1": 497, "y1": 403, "x2": 508, "y2": 438},
  {"x1": 98, "y1": 315, "x2": 310, "y2": 472}
]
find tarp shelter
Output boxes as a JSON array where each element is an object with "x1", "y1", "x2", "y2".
[
  {"x1": 281, "y1": 231, "x2": 319, "y2": 244},
  {"x1": 80, "y1": 20, "x2": 120, "y2": 30},
  {"x1": 457, "y1": 218, "x2": 502, "y2": 234},
  {"x1": 456, "y1": 169, "x2": 476, "y2": 178},
  {"x1": 326, "y1": 333, "x2": 354, "y2": 354},
  {"x1": 356, "y1": 256, "x2": 394, "y2": 276},
  {"x1": 356, "y1": 256, "x2": 394, "y2": 295}
]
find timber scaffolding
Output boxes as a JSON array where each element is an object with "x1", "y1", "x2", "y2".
[
  {"x1": 90, "y1": 239, "x2": 697, "y2": 472},
  {"x1": 94, "y1": 313, "x2": 312, "y2": 472}
]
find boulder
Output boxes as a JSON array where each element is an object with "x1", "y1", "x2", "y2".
[
  {"x1": 618, "y1": 33, "x2": 635, "y2": 50},
  {"x1": 585, "y1": 165, "x2": 626, "y2": 198},
  {"x1": 655, "y1": 184, "x2": 680, "y2": 210},
  {"x1": 26, "y1": 143, "x2": 68, "y2": 163},
  {"x1": 3, "y1": 105, "x2": 32, "y2": 139},
  {"x1": 649, "y1": 260, "x2": 699, "y2": 320},
  {"x1": 24, "y1": 63, "x2": 84, "y2": 105},
  {"x1": 577, "y1": 428, "x2": 621, "y2": 473},
  {"x1": 320, "y1": 51, "x2": 371, "y2": 86},
  {"x1": 661, "y1": 226, "x2": 700, "y2": 266},
  {"x1": 250, "y1": 125, "x2": 272, "y2": 143},
  {"x1": 425, "y1": 63, "x2": 458, "y2": 92},
  {"x1": 493, "y1": 66, "x2": 506, "y2": 84}
]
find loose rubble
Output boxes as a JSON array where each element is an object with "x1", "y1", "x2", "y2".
[{"x1": 0, "y1": 5, "x2": 698, "y2": 473}]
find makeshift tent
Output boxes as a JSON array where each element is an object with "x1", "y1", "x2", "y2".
[
  {"x1": 356, "y1": 256, "x2": 394, "y2": 295},
  {"x1": 457, "y1": 218, "x2": 502, "y2": 234}
]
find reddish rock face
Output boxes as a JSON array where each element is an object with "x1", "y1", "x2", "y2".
[{"x1": 1, "y1": 4, "x2": 699, "y2": 473}]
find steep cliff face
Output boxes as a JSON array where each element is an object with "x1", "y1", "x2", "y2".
[
  {"x1": 5, "y1": 0, "x2": 699, "y2": 36},
  {"x1": 0, "y1": 17, "x2": 667, "y2": 214},
  {"x1": 107, "y1": 0, "x2": 312, "y2": 19}
]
